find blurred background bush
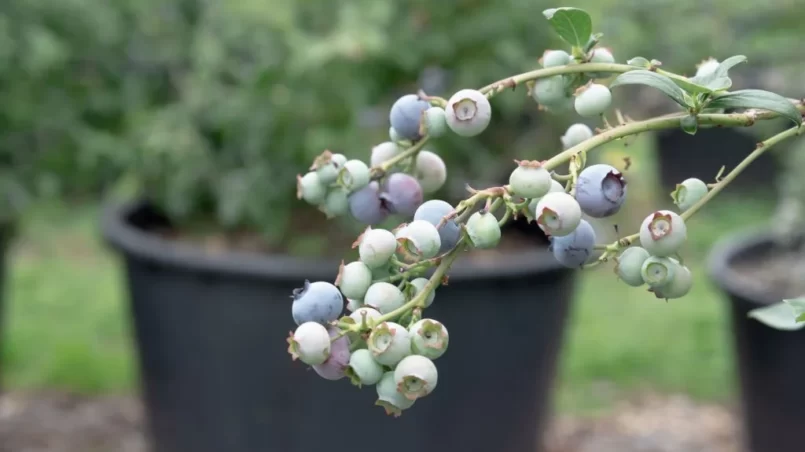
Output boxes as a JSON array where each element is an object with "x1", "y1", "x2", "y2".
[{"x1": 0, "y1": 0, "x2": 803, "y2": 412}]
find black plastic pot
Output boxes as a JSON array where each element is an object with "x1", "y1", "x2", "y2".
[
  {"x1": 101, "y1": 200, "x2": 576, "y2": 452},
  {"x1": 709, "y1": 231, "x2": 805, "y2": 452},
  {"x1": 0, "y1": 224, "x2": 13, "y2": 392}
]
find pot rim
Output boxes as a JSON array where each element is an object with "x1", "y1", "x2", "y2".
[
  {"x1": 708, "y1": 228, "x2": 784, "y2": 306},
  {"x1": 101, "y1": 200, "x2": 569, "y2": 283}
]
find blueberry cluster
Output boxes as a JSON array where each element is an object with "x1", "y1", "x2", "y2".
[{"x1": 531, "y1": 47, "x2": 615, "y2": 116}]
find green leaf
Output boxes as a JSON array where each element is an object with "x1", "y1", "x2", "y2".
[
  {"x1": 660, "y1": 71, "x2": 714, "y2": 94},
  {"x1": 706, "y1": 77, "x2": 732, "y2": 92},
  {"x1": 706, "y1": 89, "x2": 803, "y2": 125},
  {"x1": 714, "y1": 55, "x2": 747, "y2": 78},
  {"x1": 609, "y1": 70, "x2": 688, "y2": 107},
  {"x1": 797, "y1": 313, "x2": 805, "y2": 323},
  {"x1": 748, "y1": 302, "x2": 805, "y2": 331},
  {"x1": 784, "y1": 297, "x2": 805, "y2": 318},
  {"x1": 543, "y1": 8, "x2": 592, "y2": 47}
]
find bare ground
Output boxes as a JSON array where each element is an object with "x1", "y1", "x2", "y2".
[{"x1": 0, "y1": 391, "x2": 742, "y2": 452}]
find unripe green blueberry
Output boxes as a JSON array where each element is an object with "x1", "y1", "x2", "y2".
[
  {"x1": 528, "y1": 180, "x2": 565, "y2": 214},
  {"x1": 466, "y1": 211, "x2": 501, "y2": 249},
  {"x1": 363, "y1": 282, "x2": 405, "y2": 314},
  {"x1": 375, "y1": 371, "x2": 415, "y2": 417},
  {"x1": 368, "y1": 321, "x2": 411, "y2": 367},
  {"x1": 414, "y1": 150, "x2": 447, "y2": 194},
  {"x1": 652, "y1": 262, "x2": 693, "y2": 299},
  {"x1": 588, "y1": 47, "x2": 615, "y2": 78},
  {"x1": 314, "y1": 153, "x2": 345, "y2": 185},
  {"x1": 641, "y1": 256, "x2": 677, "y2": 288},
  {"x1": 531, "y1": 75, "x2": 569, "y2": 107},
  {"x1": 370, "y1": 141, "x2": 403, "y2": 168},
  {"x1": 420, "y1": 106, "x2": 448, "y2": 137},
  {"x1": 349, "y1": 306, "x2": 382, "y2": 327},
  {"x1": 336, "y1": 261, "x2": 373, "y2": 300},
  {"x1": 561, "y1": 123, "x2": 594, "y2": 149},
  {"x1": 331, "y1": 153, "x2": 347, "y2": 167},
  {"x1": 410, "y1": 277, "x2": 436, "y2": 308},
  {"x1": 409, "y1": 319, "x2": 449, "y2": 360},
  {"x1": 540, "y1": 49, "x2": 571, "y2": 68},
  {"x1": 672, "y1": 178, "x2": 708, "y2": 211},
  {"x1": 346, "y1": 298, "x2": 363, "y2": 312},
  {"x1": 339, "y1": 159, "x2": 370, "y2": 192},
  {"x1": 639, "y1": 210, "x2": 687, "y2": 257},
  {"x1": 319, "y1": 187, "x2": 349, "y2": 218},
  {"x1": 535, "y1": 192, "x2": 582, "y2": 237},
  {"x1": 508, "y1": 160, "x2": 553, "y2": 198},
  {"x1": 574, "y1": 83, "x2": 612, "y2": 117},
  {"x1": 345, "y1": 348, "x2": 384, "y2": 387},
  {"x1": 394, "y1": 355, "x2": 439, "y2": 401},
  {"x1": 544, "y1": 95, "x2": 575, "y2": 113},
  {"x1": 695, "y1": 58, "x2": 719, "y2": 78},
  {"x1": 445, "y1": 89, "x2": 492, "y2": 137},
  {"x1": 296, "y1": 172, "x2": 327, "y2": 205},
  {"x1": 358, "y1": 228, "x2": 398, "y2": 269},
  {"x1": 615, "y1": 246, "x2": 651, "y2": 287},
  {"x1": 680, "y1": 115, "x2": 698, "y2": 135},
  {"x1": 396, "y1": 220, "x2": 442, "y2": 260},
  {"x1": 286, "y1": 321, "x2": 331, "y2": 366}
]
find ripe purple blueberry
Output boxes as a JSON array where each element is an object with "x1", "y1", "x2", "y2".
[
  {"x1": 420, "y1": 106, "x2": 448, "y2": 137},
  {"x1": 389, "y1": 94, "x2": 431, "y2": 141},
  {"x1": 363, "y1": 282, "x2": 405, "y2": 314},
  {"x1": 550, "y1": 219, "x2": 596, "y2": 268},
  {"x1": 466, "y1": 210, "x2": 501, "y2": 249},
  {"x1": 508, "y1": 160, "x2": 553, "y2": 198},
  {"x1": 339, "y1": 159, "x2": 370, "y2": 192},
  {"x1": 312, "y1": 326, "x2": 351, "y2": 381},
  {"x1": 671, "y1": 178, "x2": 708, "y2": 211},
  {"x1": 375, "y1": 371, "x2": 415, "y2": 417},
  {"x1": 639, "y1": 210, "x2": 687, "y2": 257},
  {"x1": 370, "y1": 141, "x2": 403, "y2": 168},
  {"x1": 358, "y1": 227, "x2": 397, "y2": 269},
  {"x1": 409, "y1": 319, "x2": 449, "y2": 360},
  {"x1": 319, "y1": 187, "x2": 350, "y2": 218},
  {"x1": 575, "y1": 164, "x2": 627, "y2": 218},
  {"x1": 368, "y1": 321, "x2": 411, "y2": 367},
  {"x1": 379, "y1": 173, "x2": 424, "y2": 218},
  {"x1": 615, "y1": 246, "x2": 651, "y2": 287},
  {"x1": 540, "y1": 49, "x2": 571, "y2": 68},
  {"x1": 348, "y1": 182, "x2": 390, "y2": 226},
  {"x1": 561, "y1": 123, "x2": 594, "y2": 149},
  {"x1": 336, "y1": 261, "x2": 373, "y2": 301},
  {"x1": 296, "y1": 172, "x2": 327, "y2": 205},
  {"x1": 394, "y1": 355, "x2": 439, "y2": 401},
  {"x1": 413, "y1": 200, "x2": 460, "y2": 253},
  {"x1": 535, "y1": 192, "x2": 582, "y2": 237},
  {"x1": 395, "y1": 220, "x2": 442, "y2": 260},
  {"x1": 414, "y1": 150, "x2": 447, "y2": 194},
  {"x1": 409, "y1": 278, "x2": 436, "y2": 308},
  {"x1": 640, "y1": 256, "x2": 677, "y2": 288},
  {"x1": 291, "y1": 280, "x2": 344, "y2": 325},
  {"x1": 574, "y1": 83, "x2": 612, "y2": 117},
  {"x1": 445, "y1": 89, "x2": 492, "y2": 137},
  {"x1": 286, "y1": 321, "x2": 331, "y2": 366},
  {"x1": 345, "y1": 348, "x2": 384, "y2": 387}
]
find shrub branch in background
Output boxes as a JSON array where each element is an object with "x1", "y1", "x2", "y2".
[{"x1": 286, "y1": 7, "x2": 805, "y2": 416}]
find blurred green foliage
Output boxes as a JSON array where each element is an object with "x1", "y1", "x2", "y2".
[{"x1": 0, "y1": 0, "x2": 802, "y2": 247}]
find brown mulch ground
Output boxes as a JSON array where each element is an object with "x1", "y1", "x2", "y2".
[{"x1": 0, "y1": 391, "x2": 741, "y2": 452}]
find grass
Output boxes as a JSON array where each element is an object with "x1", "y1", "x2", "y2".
[{"x1": 0, "y1": 192, "x2": 776, "y2": 411}]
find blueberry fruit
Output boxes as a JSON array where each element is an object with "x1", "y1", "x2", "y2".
[
  {"x1": 615, "y1": 246, "x2": 651, "y2": 287},
  {"x1": 420, "y1": 106, "x2": 448, "y2": 138},
  {"x1": 445, "y1": 89, "x2": 492, "y2": 137},
  {"x1": 368, "y1": 321, "x2": 411, "y2": 367},
  {"x1": 671, "y1": 178, "x2": 708, "y2": 211},
  {"x1": 409, "y1": 319, "x2": 449, "y2": 360},
  {"x1": 574, "y1": 83, "x2": 612, "y2": 117},
  {"x1": 394, "y1": 355, "x2": 439, "y2": 401},
  {"x1": 561, "y1": 123, "x2": 594, "y2": 149},
  {"x1": 348, "y1": 182, "x2": 390, "y2": 226},
  {"x1": 651, "y1": 261, "x2": 693, "y2": 299},
  {"x1": 466, "y1": 211, "x2": 501, "y2": 249},
  {"x1": 535, "y1": 192, "x2": 582, "y2": 237},
  {"x1": 531, "y1": 75, "x2": 569, "y2": 108},
  {"x1": 358, "y1": 227, "x2": 398, "y2": 269},
  {"x1": 296, "y1": 172, "x2": 327, "y2": 205},
  {"x1": 336, "y1": 261, "x2": 373, "y2": 301},
  {"x1": 409, "y1": 277, "x2": 436, "y2": 308},
  {"x1": 312, "y1": 326, "x2": 351, "y2": 381},
  {"x1": 551, "y1": 219, "x2": 596, "y2": 268},
  {"x1": 588, "y1": 47, "x2": 615, "y2": 78},
  {"x1": 339, "y1": 159, "x2": 370, "y2": 192},
  {"x1": 508, "y1": 160, "x2": 553, "y2": 198},
  {"x1": 540, "y1": 49, "x2": 571, "y2": 68},
  {"x1": 291, "y1": 280, "x2": 344, "y2": 325},
  {"x1": 413, "y1": 199, "x2": 460, "y2": 253},
  {"x1": 320, "y1": 187, "x2": 350, "y2": 218},
  {"x1": 640, "y1": 255, "x2": 677, "y2": 288},
  {"x1": 375, "y1": 371, "x2": 415, "y2": 417},
  {"x1": 527, "y1": 180, "x2": 566, "y2": 214},
  {"x1": 639, "y1": 210, "x2": 687, "y2": 257},
  {"x1": 349, "y1": 306, "x2": 382, "y2": 327},
  {"x1": 390, "y1": 94, "x2": 431, "y2": 141},
  {"x1": 395, "y1": 220, "x2": 442, "y2": 260},
  {"x1": 370, "y1": 141, "x2": 403, "y2": 168},
  {"x1": 414, "y1": 150, "x2": 447, "y2": 194},
  {"x1": 379, "y1": 173, "x2": 424, "y2": 218},
  {"x1": 575, "y1": 164, "x2": 627, "y2": 218},
  {"x1": 287, "y1": 321, "x2": 331, "y2": 366},
  {"x1": 345, "y1": 348, "x2": 384, "y2": 387},
  {"x1": 363, "y1": 282, "x2": 405, "y2": 314}
]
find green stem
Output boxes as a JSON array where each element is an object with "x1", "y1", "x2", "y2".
[{"x1": 479, "y1": 63, "x2": 639, "y2": 95}]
